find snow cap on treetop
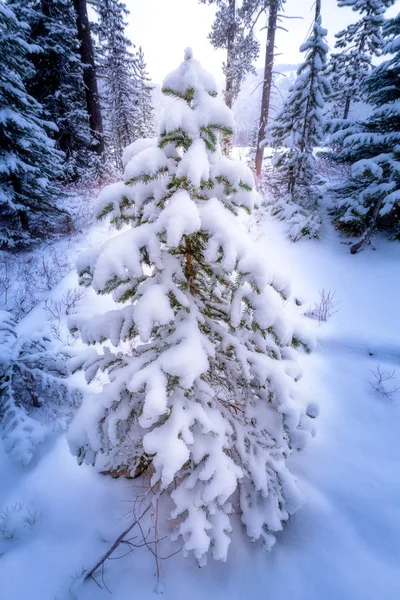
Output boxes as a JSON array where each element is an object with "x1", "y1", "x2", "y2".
[{"x1": 162, "y1": 47, "x2": 218, "y2": 98}]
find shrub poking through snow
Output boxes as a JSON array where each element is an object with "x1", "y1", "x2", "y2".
[
  {"x1": 0, "y1": 311, "x2": 79, "y2": 465},
  {"x1": 68, "y1": 49, "x2": 316, "y2": 565}
]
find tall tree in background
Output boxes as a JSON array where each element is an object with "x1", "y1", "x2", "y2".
[
  {"x1": 19, "y1": 0, "x2": 92, "y2": 180},
  {"x1": 267, "y1": 0, "x2": 329, "y2": 196},
  {"x1": 135, "y1": 46, "x2": 155, "y2": 139},
  {"x1": 328, "y1": 12, "x2": 400, "y2": 252},
  {"x1": 96, "y1": 0, "x2": 142, "y2": 170},
  {"x1": 73, "y1": 0, "x2": 104, "y2": 158},
  {"x1": 327, "y1": 0, "x2": 395, "y2": 120},
  {"x1": 240, "y1": 0, "x2": 285, "y2": 178},
  {"x1": 263, "y1": 0, "x2": 330, "y2": 241},
  {"x1": 0, "y1": 2, "x2": 65, "y2": 248},
  {"x1": 200, "y1": 1, "x2": 259, "y2": 110}
]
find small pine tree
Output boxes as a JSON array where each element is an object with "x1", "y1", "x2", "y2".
[
  {"x1": 135, "y1": 46, "x2": 155, "y2": 139},
  {"x1": 96, "y1": 0, "x2": 140, "y2": 171},
  {"x1": 328, "y1": 13, "x2": 400, "y2": 249},
  {"x1": 264, "y1": 2, "x2": 330, "y2": 240},
  {"x1": 15, "y1": 0, "x2": 93, "y2": 181},
  {"x1": 0, "y1": 311, "x2": 79, "y2": 465},
  {"x1": 326, "y1": 0, "x2": 395, "y2": 120},
  {"x1": 68, "y1": 49, "x2": 316, "y2": 564},
  {"x1": 0, "y1": 2, "x2": 66, "y2": 248}
]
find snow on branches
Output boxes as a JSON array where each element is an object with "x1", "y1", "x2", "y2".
[
  {"x1": 264, "y1": 8, "x2": 330, "y2": 241},
  {"x1": 328, "y1": 13, "x2": 400, "y2": 245},
  {"x1": 0, "y1": 312, "x2": 80, "y2": 465},
  {"x1": 69, "y1": 49, "x2": 316, "y2": 564}
]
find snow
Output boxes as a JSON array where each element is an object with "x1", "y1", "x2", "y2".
[
  {"x1": 162, "y1": 48, "x2": 218, "y2": 98},
  {"x1": 1, "y1": 190, "x2": 400, "y2": 597}
]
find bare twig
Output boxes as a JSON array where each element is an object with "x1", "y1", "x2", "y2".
[
  {"x1": 84, "y1": 503, "x2": 152, "y2": 582},
  {"x1": 369, "y1": 365, "x2": 400, "y2": 401},
  {"x1": 305, "y1": 289, "x2": 340, "y2": 323}
]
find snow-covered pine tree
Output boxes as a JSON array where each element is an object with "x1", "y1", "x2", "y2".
[
  {"x1": 328, "y1": 12, "x2": 400, "y2": 250},
  {"x1": 15, "y1": 0, "x2": 92, "y2": 181},
  {"x1": 0, "y1": 311, "x2": 79, "y2": 465},
  {"x1": 134, "y1": 46, "x2": 155, "y2": 139},
  {"x1": 326, "y1": 0, "x2": 395, "y2": 120},
  {"x1": 95, "y1": 0, "x2": 140, "y2": 171},
  {"x1": 264, "y1": 0, "x2": 330, "y2": 241},
  {"x1": 68, "y1": 49, "x2": 316, "y2": 564},
  {"x1": 0, "y1": 1, "x2": 66, "y2": 248},
  {"x1": 200, "y1": 0, "x2": 259, "y2": 110}
]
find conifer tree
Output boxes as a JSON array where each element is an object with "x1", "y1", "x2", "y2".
[
  {"x1": 135, "y1": 46, "x2": 155, "y2": 139},
  {"x1": 328, "y1": 13, "x2": 400, "y2": 251},
  {"x1": 200, "y1": 0, "x2": 259, "y2": 110},
  {"x1": 96, "y1": 0, "x2": 140, "y2": 170},
  {"x1": 327, "y1": 0, "x2": 395, "y2": 120},
  {"x1": 16, "y1": 0, "x2": 92, "y2": 180},
  {"x1": 0, "y1": 311, "x2": 78, "y2": 465},
  {"x1": 68, "y1": 49, "x2": 316, "y2": 563},
  {"x1": 264, "y1": 0, "x2": 330, "y2": 240},
  {"x1": 0, "y1": 1, "x2": 65, "y2": 248}
]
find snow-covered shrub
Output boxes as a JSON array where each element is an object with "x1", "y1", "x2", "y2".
[
  {"x1": 68, "y1": 49, "x2": 316, "y2": 564},
  {"x1": 269, "y1": 195, "x2": 322, "y2": 242},
  {"x1": 0, "y1": 312, "x2": 80, "y2": 465}
]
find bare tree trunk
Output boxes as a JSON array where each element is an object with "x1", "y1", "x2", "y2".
[
  {"x1": 73, "y1": 0, "x2": 104, "y2": 157},
  {"x1": 255, "y1": 0, "x2": 279, "y2": 179}
]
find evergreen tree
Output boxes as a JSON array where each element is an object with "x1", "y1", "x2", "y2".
[
  {"x1": 0, "y1": 1, "x2": 65, "y2": 248},
  {"x1": 200, "y1": 0, "x2": 259, "y2": 110},
  {"x1": 326, "y1": 0, "x2": 395, "y2": 120},
  {"x1": 264, "y1": 0, "x2": 330, "y2": 240},
  {"x1": 0, "y1": 311, "x2": 79, "y2": 465},
  {"x1": 16, "y1": 0, "x2": 92, "y2": 180},
  {"x1": 134, "y1": 46, "x2": 155, "y2": 139},
  {"x1": 328, "y1": 13, "x2": 400, "y2": 251},
  {"x1": 68, "y1": 49, "x2": 316, "y2": 563},
  {"x1": 96, "y1": 0, "x2": 140, "y2": 170}
]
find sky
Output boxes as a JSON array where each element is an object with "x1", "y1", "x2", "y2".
[{"x1": 126, "y1": 0, "x2": 400, "y2": 85}]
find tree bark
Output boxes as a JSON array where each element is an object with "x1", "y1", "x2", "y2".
[
  {"x1": 72, "y1": 0, "x2": 104, "y2": 157},
  {"x1": 255, "y1": 0, "x2": 279, "y2": 179},
  {"x1": 350, "y1": 195, "x2": 383, "y2": 254}
]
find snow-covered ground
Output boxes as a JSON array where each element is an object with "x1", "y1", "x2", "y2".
[{"x1": 1, "y1": 206, "x2": 400, "y2": 600}]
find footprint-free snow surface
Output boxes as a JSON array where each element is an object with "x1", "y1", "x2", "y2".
[{"x1": 1, "y1": 210, "x2": 400, "y2": 600}]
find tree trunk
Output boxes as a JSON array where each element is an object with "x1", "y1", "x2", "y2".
[
  {"x1": 255, "y1": 0, "x2": 279, "y2": 179},
  {"x1": 350, "y1": 195, "x2": 383, "y2": 254},
  {"x1": 72, "y1": 0, "x2": 104, "y2": 157},
  {"x1": 343, "y1": 93, "x2": 351, "y2": 120}
]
